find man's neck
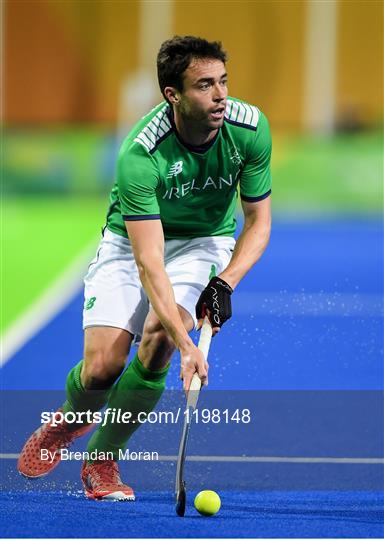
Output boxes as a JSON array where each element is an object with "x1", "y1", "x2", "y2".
[{"x1": 172, "y1": 110, "x2": 218, "y2": 147}]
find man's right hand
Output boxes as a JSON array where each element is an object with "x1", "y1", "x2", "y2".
[{"x1": 180, "y1": 343, "x2": 208, "y2": 392}]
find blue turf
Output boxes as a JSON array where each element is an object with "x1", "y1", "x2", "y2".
[
  {"x1": 2, "y1": 218, "x2": 383, "y2": 391},
  {"x1": 1, "y1": 218, "x2": 383, "y2": 538},
  {"x1": 1, "y1": 491, "x2": 383, "y2": 538}
]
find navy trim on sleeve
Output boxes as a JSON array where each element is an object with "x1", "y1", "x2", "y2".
[
  {"x1": 240, "y1": 189, "x2": 271, "y2": 202},
  {"x1": 123, "y1": 214, "x2": 161, "y2": 221}
]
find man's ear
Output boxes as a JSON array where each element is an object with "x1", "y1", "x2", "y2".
[{"x1": 164, "y1": 86, "x2": 180, "y2": 105}]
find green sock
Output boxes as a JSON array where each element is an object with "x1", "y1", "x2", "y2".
[
  {"x1": 86, "y1": 353, "x2": 169, "y2": 460},
  {"x1": 62, "y1": 360, "x2": 111, "y2": 417}
]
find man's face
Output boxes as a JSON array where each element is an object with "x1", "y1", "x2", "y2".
[{"x1": 177, "y1": 58, "x2": 228, "y2": 131}]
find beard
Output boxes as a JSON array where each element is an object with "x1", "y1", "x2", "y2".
[{"x1": 179, "y1": 101, "x2": 223, "y2": 132}]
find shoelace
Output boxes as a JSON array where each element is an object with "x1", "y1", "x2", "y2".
[{"x1": 90, "y1": 461, "x2": 122, "y2": 488}]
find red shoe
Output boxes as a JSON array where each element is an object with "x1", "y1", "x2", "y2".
[
  {"x1": 18, "y1": 408, "x2": 93, "y2": 478},
  {"x1": 81, "y1": 460, "x2": 135, "y2": 501}
]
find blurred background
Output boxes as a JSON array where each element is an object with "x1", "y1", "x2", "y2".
[{"x1": 2, "y1": 0, "x2": 382, "y2": 361}]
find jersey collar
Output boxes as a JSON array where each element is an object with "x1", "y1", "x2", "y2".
[{"x1": 167, "y1": 107, "x2": 221, "y2": 154}]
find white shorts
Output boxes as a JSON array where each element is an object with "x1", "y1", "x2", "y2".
[{"x1": 83, "y1": 228, "x2": 235, "y2": 338}]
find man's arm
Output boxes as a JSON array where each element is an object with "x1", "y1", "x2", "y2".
[
  {"x1": 125, "y1": 219, "x2": 207, "y2": 390},
  {"x1": 219, "y1": 196, "x2": 271, "y2": 289},
  {"x1": 196, "y1": 196, "x2": 271, "y2": 332}
]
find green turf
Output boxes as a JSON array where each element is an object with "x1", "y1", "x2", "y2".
[
  {"x1": 1, "y1": 129, "x2": 382, "y2": 334},
  {"x1": 1, "y1": 196, "x2": 107, "y2": 333},
  {"x1": 4, "y1": 128, "x2": 382, "y2": 211},
  {"x1": 4, "y1": 128, "x2": 112, "y2": 195},
  {"x1": 272, "y1": 131, "x2": 382, "y2": 214}
]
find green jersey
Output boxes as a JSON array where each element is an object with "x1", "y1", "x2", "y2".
[{"x1": 106, "y1": 96, "x2": 272, "y2": 240}]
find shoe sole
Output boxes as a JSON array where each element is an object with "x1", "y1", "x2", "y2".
[
  {"x1": 19, "y1": 471, "x2": 136, "y2": 502},
  {"x1": 17, "y1": 456, "x2": 61, "y2": 479},
  {"x1": 84, "y1": 489, "x2": 135, "y2": 501},
  {"x1": 18, "y1": 470, "x2": 48, "y2": 479}
]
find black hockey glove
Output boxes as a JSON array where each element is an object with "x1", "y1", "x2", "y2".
[{"x1": 195, "y1": 276, "x2": 233, "y2": 328}]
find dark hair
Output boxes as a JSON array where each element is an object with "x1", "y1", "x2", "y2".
[{"x1": 157, "y1": 36, "x2": 227, "y2": 102}]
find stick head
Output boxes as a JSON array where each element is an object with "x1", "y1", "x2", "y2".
[{"x1": 175, "y1": 481, "x2": 186, "y2": 517}]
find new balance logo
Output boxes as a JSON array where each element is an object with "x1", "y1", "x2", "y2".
[{"x1": 167, "y1": 160, "x2": 183, "y2": 178}]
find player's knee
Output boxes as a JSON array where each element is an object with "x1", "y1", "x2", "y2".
[{"x1": 82, "y1": 347, "x2": 126, "y2": 389}]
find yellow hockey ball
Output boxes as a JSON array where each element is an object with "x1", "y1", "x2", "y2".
[{"x1": 194, "y1": 490, "x2": 221, "y2": 516}]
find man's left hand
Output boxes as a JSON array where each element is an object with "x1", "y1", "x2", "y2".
[{"x1": 195, "y1": 276, "x2": 233, "y2": 332}]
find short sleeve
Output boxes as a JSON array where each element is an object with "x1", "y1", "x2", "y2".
[
  {"x1": 239, "y1": 110, "x2": 272, "y2": 202},
  {"x1": 117, "y1": 141, "x2": 161, "y2": 221}
]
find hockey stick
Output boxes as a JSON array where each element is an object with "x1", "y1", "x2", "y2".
[{"x1": 175, "y1": 316, "x2": 212, "y2": 517}]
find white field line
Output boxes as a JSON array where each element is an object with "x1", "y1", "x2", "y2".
[
  {"x1": 0, "y1": 240, "x2": 98, "y2": 367},
  {"x1": 0, "y1": 453, "x2": 382, "y2": 464},
  {"x1": 163, "y1": 455, "x2": 384, "y2": 464}
]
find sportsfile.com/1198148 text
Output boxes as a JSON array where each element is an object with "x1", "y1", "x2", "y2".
[{"x1": 41, "y1": 408, "x2": 251, "y2": 427}]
